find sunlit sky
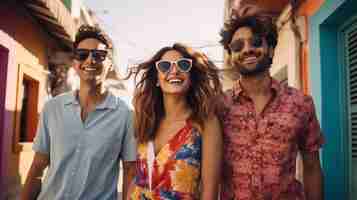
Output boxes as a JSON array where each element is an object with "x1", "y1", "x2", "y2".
[{"x1": 84, "y1": 0, "x2": 225, "y2": 81}]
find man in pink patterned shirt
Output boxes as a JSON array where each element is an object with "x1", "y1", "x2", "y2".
[{"x1": 218, "y1": 15, "x2": 325, "y2": 200}]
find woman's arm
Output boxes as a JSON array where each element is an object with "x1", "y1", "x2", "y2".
[{"x1": 200, "y1": 115, "x2": 223, "y2": 200}]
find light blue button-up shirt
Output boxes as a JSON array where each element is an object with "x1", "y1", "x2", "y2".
[{"x1": 33, "y1": 91, "x2": 137, "y2": 200}]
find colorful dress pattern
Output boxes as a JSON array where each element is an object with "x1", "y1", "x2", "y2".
[{"x1": 130, "y1": 121, "x2": 202, "y2": 200}]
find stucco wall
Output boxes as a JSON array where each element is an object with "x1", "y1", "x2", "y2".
[
  {"x1": 0, "y1": 2, "x2": 61, "y2": 199},
  {"x1": 0, "y1": 30, "x2": 17, "y2": 200},
  {"x1": 272, "y1": 17, "x2": 303, "y2": 89}
]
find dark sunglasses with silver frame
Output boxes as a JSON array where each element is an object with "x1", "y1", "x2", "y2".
[
  {"x1": 155, "y1": 58, "x2": 192, "y2": 74},
  {"x1": 229, "y1": 35, "x2": 263, "y2": 53},
  {"x1": 74, "y1": 49, "x2": 108, "y2": 62}
]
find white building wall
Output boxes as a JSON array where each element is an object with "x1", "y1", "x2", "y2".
[{"x1": 272, "y1": 5, "x2": 304, "y2": 89}]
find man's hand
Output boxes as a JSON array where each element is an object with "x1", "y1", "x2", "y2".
[
  {"x1": 21, "y1": 152, "x2": 49, "y2": 200},
  {"x1": 302, "y1": 151, "x2": 324, "y2": 200},
  {"x1": 122, "y1": 161, "x2": 136, "y2": 200}
]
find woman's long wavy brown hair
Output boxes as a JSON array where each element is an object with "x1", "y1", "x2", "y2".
[{"x1": 127, "y1": 43, "x2": 223, "y2": 143}]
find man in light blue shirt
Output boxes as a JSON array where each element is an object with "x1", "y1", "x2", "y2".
[{"x1": 21, "y1": 25, "x2": 137, "y2": 200}]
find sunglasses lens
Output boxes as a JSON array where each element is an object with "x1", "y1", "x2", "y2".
[
  {"x1": 252, "y1": 36, "x2": 263, "y2": 48},
  {"x1": 177, "y1": 59, "x2": 192, "y2": 72},
  {"x1": 75, "y1": 49, "x2": 90, "y2": 61},
  {"x1": 229, "y1": 40, "x2": 244, "y2": 52},
  {"x1": 92, "y1": 50, "x2": 107, "y2": 62},
  {"x1": 157, "y1": 61, "x2": 171, "y2": 73}
]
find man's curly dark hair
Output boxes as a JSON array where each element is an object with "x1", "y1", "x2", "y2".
[
  {"x1": 220, "y1": 15, "x2": 278, "y2": 54},
  {"x1": 73, "y1": 25, "x2": 112, "y2": 49}
]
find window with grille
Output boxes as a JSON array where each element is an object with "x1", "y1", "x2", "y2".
[{"x1": 344, "y1": 17, "x2": 357, "y2": 199}]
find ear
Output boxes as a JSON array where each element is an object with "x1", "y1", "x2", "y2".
[
  {"x1": 72, "y1": 59, "x2": 79, "y2": 70},
  {"x1": 108, "y1": 63, "x2": 113, "y2": 72},
  {"x1": 72, "y1": 59, "x2": 82, "y2": 73},
  {"x1": 226, "y1": 48, "x2": 232, "y2": 57}
]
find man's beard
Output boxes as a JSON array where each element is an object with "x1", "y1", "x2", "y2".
[{"x1": 234, "y1": 55, "x2": 272, "y2": 76}]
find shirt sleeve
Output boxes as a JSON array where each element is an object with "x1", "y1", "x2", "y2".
[
  {"x1": 298, "y1": 96, "x2": 325, "y2": 152},
  {"x1": 120, "y1": 109, "x2": 137, "y2": 162},
  {"x1": 32, "y1": 101, "x2": 51, "y2": 155}
]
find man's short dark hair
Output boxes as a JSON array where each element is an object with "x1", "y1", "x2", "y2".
[
  {"x1": 220, "y1": 15, "x2": 278, "y2": 54},
  {"x1": 73, "y1": 25, "x2": 112, "y2": 49}
]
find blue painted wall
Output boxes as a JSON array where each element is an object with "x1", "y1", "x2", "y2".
[{"x1": 310, "y1": 0, "x2": 357, "y2": 199}]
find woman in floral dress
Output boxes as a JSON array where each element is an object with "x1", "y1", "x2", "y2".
[{"x1": 127, "y1": 43, "x2": 223, "y2": 200}]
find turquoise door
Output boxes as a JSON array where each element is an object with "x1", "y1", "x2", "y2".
[{"x1": 342, "y1": 16, "x2": 357, "y2": 199}]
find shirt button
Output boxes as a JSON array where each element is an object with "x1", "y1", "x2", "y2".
[{"x1": 252, "y1": 176, "x2": 260, "y2": 186}]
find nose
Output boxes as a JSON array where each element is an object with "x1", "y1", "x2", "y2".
[
  {"x1": 241, "y1": 41, "x2": 254, "y2": 55},
  {"x1": 169, "y1": 63, "x2": 179, "y2": 74},
  {"x1": 84, "y1": 52, "x2": 96, "y2": 64}
]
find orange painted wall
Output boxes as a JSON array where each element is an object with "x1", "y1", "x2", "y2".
[{"x1": 298, "y1": 0, "x2": 325, "y2": 17}]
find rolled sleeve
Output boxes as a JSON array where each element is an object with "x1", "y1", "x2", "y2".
[
  {"x1": 32, "y1": 102, "x2": 51, "y2": 155},
  {"x1": 299, "y1": 96, "x2": 325, "y2": 152},
  {"x1": 120, "y1": 110, "x2": 137, "y2": 161}
]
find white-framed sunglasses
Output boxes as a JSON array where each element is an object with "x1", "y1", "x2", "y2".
[{"x1": 155, "y1": 58, "x2": 192, "y2": 74}]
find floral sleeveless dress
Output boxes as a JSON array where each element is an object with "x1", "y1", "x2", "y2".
[{"x1": 130, "y1": 121, "x2": 202, "y2": 200}]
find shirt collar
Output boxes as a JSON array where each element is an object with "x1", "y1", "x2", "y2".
[
  {"x1": 64, "y1": 90, "x2": 118, "y2": 110},
  {"x1": 97, "y1": 92, "x2": 118, "y2": 110},
  {"x1": 232, "y1": 77, "x2": 281, "y2": 100},
  {"x1": 63, "y1": 91, "x2": 79, "y2": 106}
]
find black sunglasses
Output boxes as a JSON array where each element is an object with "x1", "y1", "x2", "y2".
[
  {"x1": 155, "y1": 58, "x2": 192, "y2": 74},
  {"x1": 74, "y1": 49, "x2": 108, "y2": 62},
  {"x1": 229, "y1": 36, "x2": 263, "y2": 53}
]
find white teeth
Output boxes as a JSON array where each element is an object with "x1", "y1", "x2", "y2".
[
  {"x1": 84, "y1": 68, "x2": 96, "y2": 71},
  {"x1": 243, "y1": 57, "x2": 258, "y2": 64},
  {"x1": 168, "y1": 79, "x2": 183, "y2": 84}
]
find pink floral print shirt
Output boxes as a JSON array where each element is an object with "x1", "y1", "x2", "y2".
[{"x1": 219, "y1": 79, "x2": 324, "y2": 200}]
